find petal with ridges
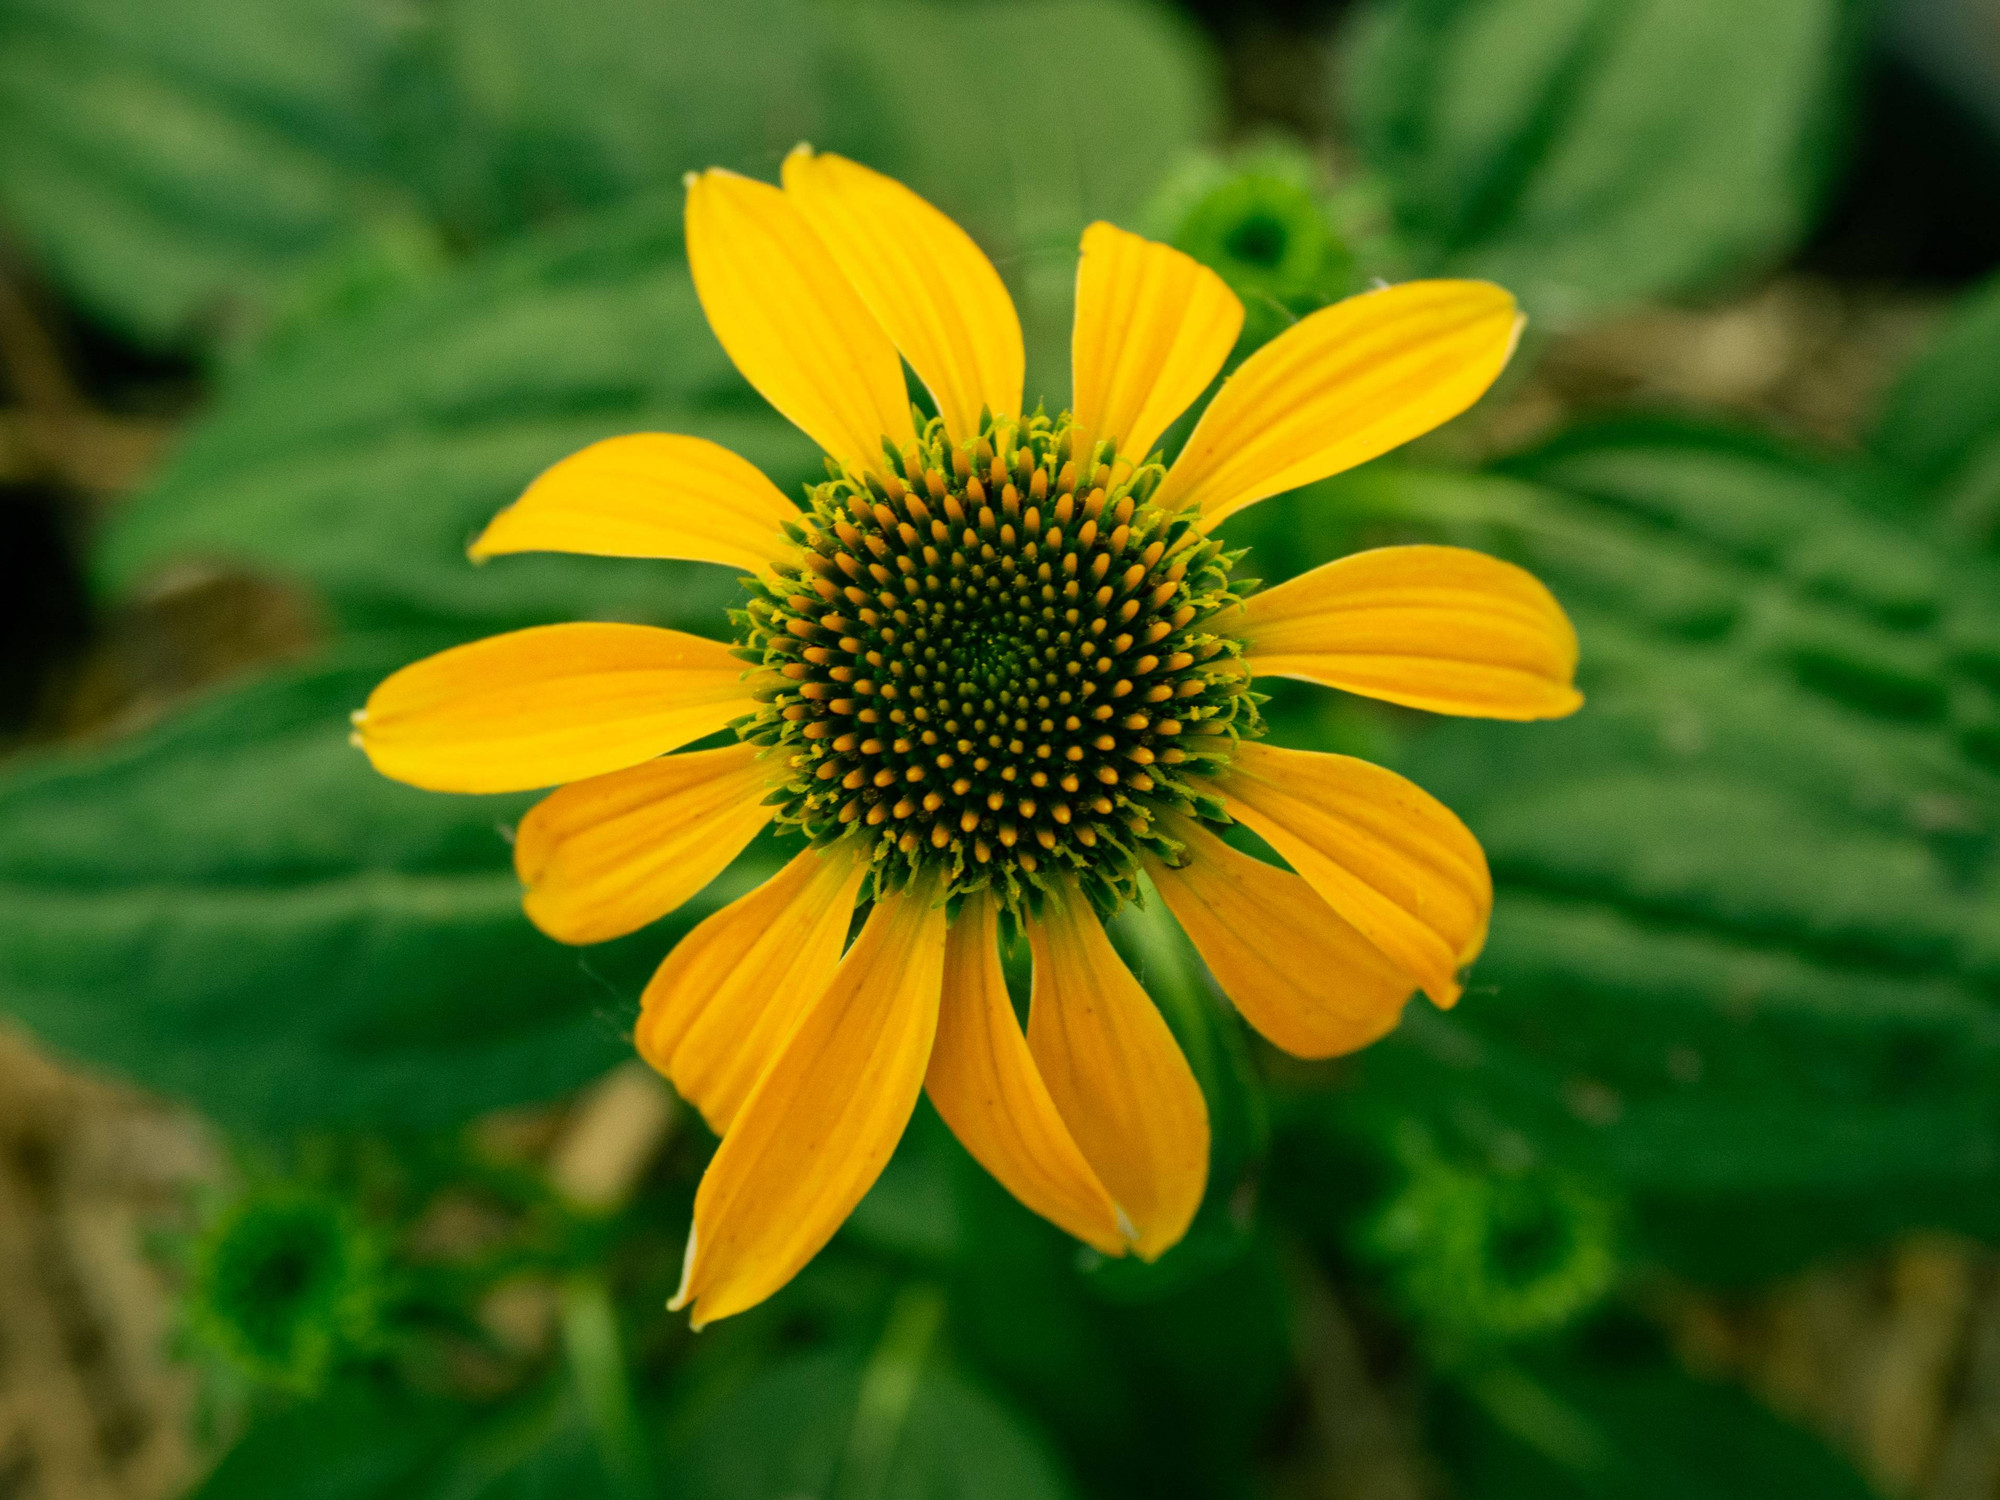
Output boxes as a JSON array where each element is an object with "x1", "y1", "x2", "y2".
[
  {"x1": 685, "y1": 169, "x2": 917, "y2": 476},
  {"x1": 635, "y1": 846, "x2": 867, "y2": 1134},
  {"x1": 783, "y1": 148, "x2": 1023, "y2": 444},
  {"x1": 1154, "y1": 280, "x2": 1522, "y2": 528},
  {"x1": 515, "y1": 743, "x2": 774, "y2": 945},
  {"x1": 925, "y1": 892, "x2": 1128, "y2": 1255},
  {"x1": 1241, "y1": 545, "x2": 1581, "y2": 720},
  {"x1": 1148, "y1": 817, "x2": 1412, "y2": 1059},
  {"x1": 1214, "y1": 741, "x2": 1490, "y2": 1007},
  {"x1": 470, "y1": 434, "x2": 800, "y2": 574},
  {"x1": 356, "y1": 624, "x2": 755, "y2": 794},
  {"x1": 1025, "y1": 890, "x2": 1208, "y2": 1260},
  {"x1": 672, "y1": 880, "x2": 948, "y2": 1327},
  {"x1": 1070, "y1": 222, "x2": 1242, "y2": 468}
]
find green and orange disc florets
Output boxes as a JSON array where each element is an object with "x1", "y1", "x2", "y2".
[{"x1": 735, "y1": 408, "x2": 1262, "y2": 914}]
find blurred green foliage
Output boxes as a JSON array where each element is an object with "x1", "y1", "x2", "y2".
[
  {"x1": 0, "y1": 0, "x2": 1211, "y2": 359},
  {"x1": 1344, "y1": 0, "x2": 1865, "y2": 323},
  {"x1": 3, "y1": 0, "x2": 1997, "y2": 1493},
  {"x1": 0, "y1": 647, "x2": 713, "y2": 1129},
  {"x1": 1436, "y1": 1336, "x2": 1879, "y2": 1500},
  {"x1": 1226, "y1": 402, "x2": 2000, "y2": 1273},
  {"x1": 97, "y1": 198, "x2": 817, "y2": 633},
  {"x1": 1873, "y1": 272, "x2": 2000, "y2": 550},
  {"x1": 0, "y1": 0, "x2": 819, "y2": 347}
]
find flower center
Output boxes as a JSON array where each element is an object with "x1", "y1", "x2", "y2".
[{"x1": 737, "y1": 410, "x2": 1259, "y2": 913}]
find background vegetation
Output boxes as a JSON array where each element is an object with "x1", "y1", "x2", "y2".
[{"x1": 3, "y1": 0, "x2": 2000, "y2": 1494}]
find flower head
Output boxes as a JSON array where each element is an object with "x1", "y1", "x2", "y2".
[
  {"x1": 1151, "y1": 140, "x2": 1358, "y2": 348},
  {"x1": 185, "y1": 1184, "x2": 386, "y2": 1393},
  {"x1": 1365, "y1": 1144, "x2": 1620, "y2": 1343},
  {"x1": 353, "y1": 148, "x2": 1581, "y2": 1327},
  {"x1": 739, "y1": 403, "x2": 1251, "y2": 915}
]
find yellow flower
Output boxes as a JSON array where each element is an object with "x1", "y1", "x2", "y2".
[{"x1": 353, "y1": 150, "x2": 1581, "y2": 1327}]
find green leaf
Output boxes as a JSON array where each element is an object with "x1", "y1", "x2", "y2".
[
  {"x1": 844, "y1": 1102, "x2": 968, "y2": 1267},
  {"x1": 1870, "y1": 271, "x2": 2000, "y2": 550},
  {"x1": 1343, "y1": 0, "x2": 1861, "y2": 321},
  {"x1": 826, "y1": 0, "x2": 1214, "y2": 246},
  {"x1": 192, "y1": 1381, "x2": 619, "y2": 1500},
  {"x1": 0, "y1": 0, "x2": 1217, "y2": 356},
  {"x1": 95, "y1": 195, "x2": 818, "y2": 637},
  {"x1": 0, "y1": 0, "x2": 829, "y2": 348},
  {"x1": 1437, "y1": 1333, "x2": 1874, "y2": 1499},
  {"x1": 191, "y1": 1383, "x2": 472, "y2": 1500},
  {"x1": 0, "y1": 0, "x2": 405, "y2": 345},
  {"x1": 384, "y1": 0, "x2": 825, "y2": 247},
  {"x1": 1379, "y1": 630, "x2": 2000, "y2": 1223},
  {"x1": 946, "y1": 1163, "x2": 1295, "y2": 1498},
  {"x1": 1232, "y1": 423, "x2": 2000, "y2": 1268},
  {"x1": 0, "y1": 646, "x2": 779, "y2": 1133},
  {"x1": 665, "y1": 1348, "x2": 1074, "y2": 1500}
]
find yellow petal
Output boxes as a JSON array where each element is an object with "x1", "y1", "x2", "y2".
[
  {"x1": 635, "y1": 846, "x2": 867, "y2": 1134},
  {"x1": 470, "y1": 434, "x2": 801, "y2": 574},
  {"x1": 1025, "y1": 890, "x2": 1208, "y2": 1260},
  {"x1": 783, "y1": 148, "x2": 1023, "y2": 445},
  {"x1": 356, "y1": 624, "x2": 755, "y2": 794},
  {"x1": 1214, "y1": 741, "x2": 1490, "y2": 1007},
  {"x1": 1069, "y1": 221, "x2": 1242, "y2": 467},
  {"x1": 685, "y1": 168, "x2": 917, "y2": 476},
  {"x1": 1241, "y1": 545, "x2": 1581, "y2": 720},
  {"x1": 1154, "y1": 280, "x2": 1523, "y2": 527},
  {"x1": 1147, "y1": 817, "x2": 1412, "y2": 1059},
  {"x1": 514, "y1": 743, "x2": 774, "y2": 945},
  {"x1": 924, "y1": 892, "x2": 1128, "y2": 1255},
  {"x1": 672, "y1": 879, "x2": 948, "y2": 1327}
]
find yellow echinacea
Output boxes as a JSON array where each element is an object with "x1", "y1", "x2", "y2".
[{"x1": 354, "y1": 149, "x2": 1581, "y2": 1327}]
